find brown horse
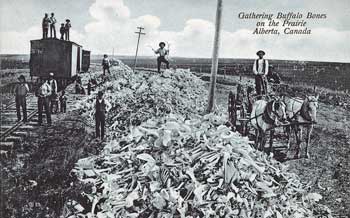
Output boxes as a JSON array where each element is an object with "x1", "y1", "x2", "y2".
[
  {"x1": 282, "y1": 95, "x2": 319, "y2": 158},
  {"x1": 250, "y1": 98, "x2": 287, "y2": 153}
]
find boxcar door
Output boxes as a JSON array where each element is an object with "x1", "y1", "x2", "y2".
[
  {"x1": 30, "y1": 47, "x2": 44, "y2": 76},
  {"x1": 71, "y1": 45, "x2": 78, "y2": 77}
]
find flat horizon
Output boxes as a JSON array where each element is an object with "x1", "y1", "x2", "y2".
[{"x1": 1, "y1": 53, "x2": 350, "y2": 64}]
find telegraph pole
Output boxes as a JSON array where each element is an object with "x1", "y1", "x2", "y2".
[
  {"x1": 207, "y1": 0, "x2": 223, "y2": 113},
  {"x1": 133, "y1": 27, "x2": 146, "y2": 72}
]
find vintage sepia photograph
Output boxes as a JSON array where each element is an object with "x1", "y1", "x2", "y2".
[{"x1": 0, "y1": 0, "x2": 349, "y2": 217}]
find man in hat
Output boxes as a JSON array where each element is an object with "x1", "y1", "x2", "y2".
[
  {"x1": 253, "y1": 50, "x2": 269, "y2": 99},
  {"x1": 42, "y1": 13, "x2": 50, "y2": 39},
  {"x1": 64, "y1": 19, "x2": 71, "y2": 41},
  {"x1": 154, "y1": 42, "x2": 169, "y2": 73},
  {"x1": 60, "y1": 23, "x2": 65, "y2": 40},
  {"x1": 94, "y1": 91, "x2": 112, "y2": 140},
  {"x1": 47, "y1": 73, "x2": 58, "y2": 113},
  {"x1": 36, "y1": 80, "x2": 52, "y2": 126},
  {"x1": 13, "y1": 75, "x2": 29, "y2": 122},
  {"x1": 49, "y1": 13, "x2": 57, "y2": 38},
  {"x1": 102, "y1": 54, "x2": 111, "y2": 75}
]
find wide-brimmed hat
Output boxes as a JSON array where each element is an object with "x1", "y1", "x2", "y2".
[
  {"x1": 256, "y1": 50, "x2": 265, "y2": 56},
  {"x1": 49, "y1": 72, "x2": 54, "y2": 77},
  {"x1": 18, "y1": 75, "x2": 25, "y2": 81},
  {"x1": 66, "y1": 19, "x2": 70, "y2": 22},
  {"x1": 159, "y1": 42, "x2": 166, "y2": 47},
  {"x1": 98, "y1": 91, "x2": 104, "y2": 96}
]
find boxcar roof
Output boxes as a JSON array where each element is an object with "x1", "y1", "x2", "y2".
[{"x1": 30, "y1": 38, "x2": 82, "y2": 47}]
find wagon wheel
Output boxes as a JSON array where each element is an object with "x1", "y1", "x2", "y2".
[
  {"x1": 228, "y1": 91, "x2": 237, "y2": 131},
  {"x1": 239, "y1": 103, "x2": 251, "y2": 136}
]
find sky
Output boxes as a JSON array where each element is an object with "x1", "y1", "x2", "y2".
[{"x1": 0, "y1": 0, "x2": 349, "y2": 62}]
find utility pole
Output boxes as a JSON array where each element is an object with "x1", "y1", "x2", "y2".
[
  {"x1": 133, "y1": 27, "x2": 146, "y2": 72},
  {"x1": 207, "y1": 0, "x2": 223, "y2": 113}
]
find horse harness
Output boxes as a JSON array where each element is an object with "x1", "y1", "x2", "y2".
[
  {"x1": 286, "y1": 97, "x2": 316, "y2": 123},
  {"x1": 252, "y1": 100, "x2": 284, "y2": 131}
]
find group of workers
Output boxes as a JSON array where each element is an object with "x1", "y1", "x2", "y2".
[
  {"x1": 42, "y1": 13, "x2": 71, "y2": 40},
  {"x1": 14, "y1": 71, "x2": 109, "y2": 141},
  {"x1": 14, "y1": 73, "x2": 67, "y2": 126}
]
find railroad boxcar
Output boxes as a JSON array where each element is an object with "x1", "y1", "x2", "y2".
[
  {"x1": 29, "y1": 38, "x2": 83, "y2": 89},
  {"x1": 82, "y1": 50, "x2": 91, "y2": 72}
]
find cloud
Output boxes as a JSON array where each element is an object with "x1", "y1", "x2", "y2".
[
  {"x1": 0, "y1": 0, "x2": 349, "y2": 63},
  {"x1": 89, "y1": 0, "x2": 130, "y2": 20}
]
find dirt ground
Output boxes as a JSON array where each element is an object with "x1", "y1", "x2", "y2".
[
  {"x1": 0, "y1": 108, "x2": 103, "y2": 217},
  {"x1": 214, "y1": 81, "x2": 350, "y2": 218},
  {"x1": 288, "y1": 104, "x2": 350, "y2": 217}
]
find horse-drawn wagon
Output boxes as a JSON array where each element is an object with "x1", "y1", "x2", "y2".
[{"x1": 228, "y1": 79, "x2": 319, "y2": 160}]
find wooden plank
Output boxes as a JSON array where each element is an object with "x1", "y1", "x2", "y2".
[
  {"x1": 0, "y1": 141, "x2": 14, "y2": 150},
  {"x1": 5, "y1": 136, "x2": 22, "y2": 143},
  {"x1": 18, "y1": 125, "x2": 35, "y2": 130},
  {"x1": 12, "y1": 131, "x2": 29, "y2": 137}
]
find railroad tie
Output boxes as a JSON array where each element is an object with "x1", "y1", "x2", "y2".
[
  {"x1": 12, "y1": 131, "x2": 29, "y2": 137},
  {"x1": 5, "y1": 136, "x2": 23, "y2": 144},
  {"x1": 0, "y1": 141, "x2": 14, "y2": 150},
  {"x1": 0, "y1": 149, "x2": 10, "y2": 158}
]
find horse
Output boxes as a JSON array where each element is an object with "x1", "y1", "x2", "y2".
[
  {"x1": 282, "y1": 95, "x2": 319, "y2": 158},
  {"x1": 250, "y1": 98, "x2": 287, "y2": 153}
]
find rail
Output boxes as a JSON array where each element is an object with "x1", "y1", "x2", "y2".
[
  {"x1": 0, "y1": 94, "x2": 38, "y2": 142},
  {"x1": 0, "y1": 109, "x2": 38, "y2": 141}
]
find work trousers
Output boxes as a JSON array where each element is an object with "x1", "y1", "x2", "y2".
[
  {"x1": 103, "y1": 67, "x2": 110, "y2": 75},
  {"x1": 16, "y1": 96, "x2": 27, "y2": 122},
  {"x1": 157, "y1": 56, "x2": 169, "y2": 73},
  {"x1": 50, "y1": 24, "x2": 56, "y2": 38},
  {"x1": 38, "y1": 97, "x2": 52, "y2": 125},
  {"x1": 43, "y1": 27, "x2": 48, "y2": 39},
  {"x1": 255, "y1": 75, "x2": 267, "y2": 99},
  {"x1": 65, "y1": 30, "x2": 70, "y2": 41},
  {"x1": 95, "y1": 112, "x2": 105, "y2": 140},
  {"x1": 60, "y1": 101, "x2": 66, "y2": 113},
  {"x1": 60, "y1": 32, "x2": 64, "y2": 40}
]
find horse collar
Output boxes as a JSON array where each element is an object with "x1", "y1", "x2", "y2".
[
  {"x1": 262, "y1": 101, "x2": 276, "y2": 125},
  {"x1": 301, "y1": 100, "x2": 312, "y2": 121}
]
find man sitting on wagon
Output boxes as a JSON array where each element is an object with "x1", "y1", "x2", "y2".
[
  {"x1": 267, "y1": 65, "x2": 281, "y2": 84},
  {"x1": 253, "y1": 50, "x2": 269, "y2": 99}
]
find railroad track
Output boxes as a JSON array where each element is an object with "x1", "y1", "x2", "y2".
[{"x1": 0, "y1": 94, "x2": 39, "y2": 152}]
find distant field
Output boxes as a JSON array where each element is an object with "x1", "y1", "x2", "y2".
[
  {"x1": 1, "y1": 54, "x2": 349, "y2": 91},
  {"x1": 0, "y1": 69, "x2": 30, "y2": 87}
]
